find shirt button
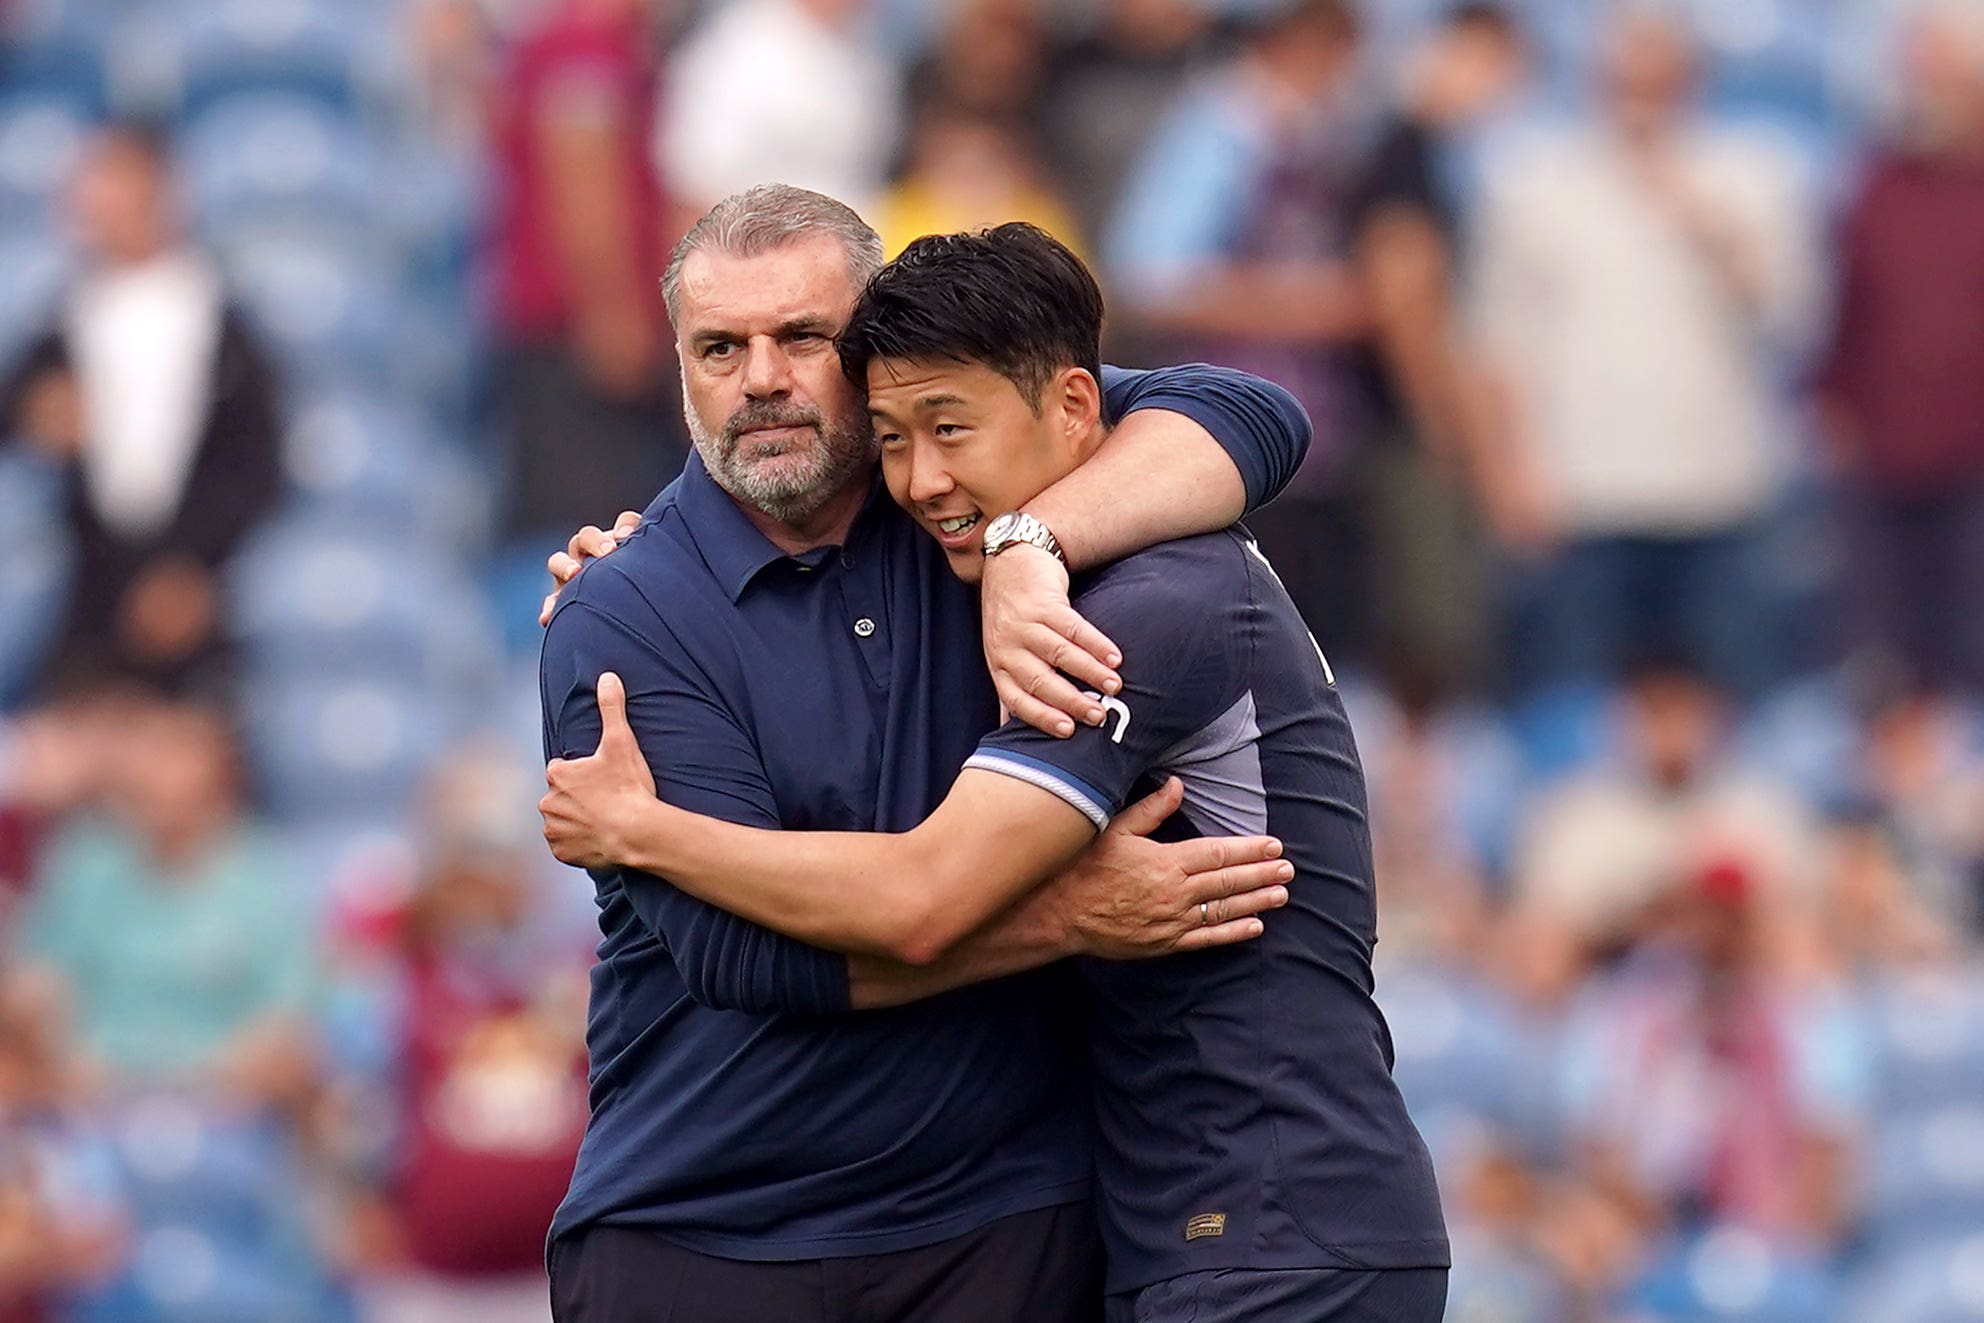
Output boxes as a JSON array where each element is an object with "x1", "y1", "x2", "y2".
[{"x1": 853, "y1": 618, "x2": 876, "y2": 638}]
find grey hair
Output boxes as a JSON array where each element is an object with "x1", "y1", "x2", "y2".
[{"x1": 661, "y1": 183, "x2": 885, "y2": 326}]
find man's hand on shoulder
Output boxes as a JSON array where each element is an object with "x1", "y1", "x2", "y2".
[
  {"x1": 1028, "y1": 778, "x2": 1292, "y2": 959},
  {"x1": 981, "y1": 542, "x2": 1124, "y2": 739},
  {"x1": 538, "y1": 509, "x2": 644, "y2": 626},
  {"x1": 541, "y1": 672, "x2": 660, "y2": 869}
]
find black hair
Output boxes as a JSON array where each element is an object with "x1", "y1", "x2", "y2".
[
  {"x1": 1445, "y1": 1, "x2": 1522, "y2": 41},
  {"x1": 837, "y1": 222, "x2": 1104, "y2": 411},
  {"x1": 95, "y1": 117, "x2": 173, "y2": 167},
  {"x1": 1245, "y1": 0, "x2": 1361, "y2": 44}
]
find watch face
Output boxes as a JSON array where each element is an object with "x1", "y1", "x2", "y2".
[{"x1": 983, "y1": 513, "x2": 1020, "y2": 548}]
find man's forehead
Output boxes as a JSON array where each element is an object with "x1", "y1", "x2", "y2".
[
  {"x1": 867, "y1": 357, "x2": 1009, "y2": 409},
  {"x1": 678, "y1": 236, "x2": 858, "y2": 328}
]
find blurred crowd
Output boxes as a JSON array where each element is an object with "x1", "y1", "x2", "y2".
[{"x1": 2, "y1": 0, "x2": 1984, "y2": 1320}]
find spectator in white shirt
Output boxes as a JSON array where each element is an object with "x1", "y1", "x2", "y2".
[
  {"x1": 656, "y1": 0, "x2": 901, "y2": 227},
  {"x1": 1465, "y1": 7, "x2": 1822, "y2": 705}
]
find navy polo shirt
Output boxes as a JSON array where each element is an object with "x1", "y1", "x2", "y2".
[
  {"x1": 540, "y1": 365, "x2": 1310, "y2": 1259},
  {"x1": 969, "y1": 530, "x2": 1450, "y2": 1292}
]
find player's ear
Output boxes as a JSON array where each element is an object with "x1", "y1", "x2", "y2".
[{"x1": 1054, "y1": 367, "x2": 1102, "y2": 454}]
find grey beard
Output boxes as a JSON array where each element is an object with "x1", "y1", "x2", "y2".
[{"x1": 687, "y1": 401, "x2": 877, "y2": 524}]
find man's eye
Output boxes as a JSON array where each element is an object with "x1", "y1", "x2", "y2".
[
  {"x1": 876, "y1": 431, "x2": 906, "y2": 449},
  {"x1": 704, "y1": 342, "x2": 737, "y2": 359},
  {"x1": 933, "y1": 424, "x2": 965, "y2": 439}
]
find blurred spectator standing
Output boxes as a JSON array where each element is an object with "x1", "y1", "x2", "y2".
[
  {"x1": 342, "y1": 751, "x2": 588, "y2": 1323},
  {"x1": 875, "y1": 100, "x2": 1083, "y2": 257},
  {"x1": 488, "y1": 0, "x2": 676, "y2": 622},
  {"x1": 658, "y1": 0, "x2": 899, "y2": 222},
  {"x1": 1041, "y1": 0, "x2": 1217, "y2": 241},
  {"x1": 1104, "y1": 0, "x2": 1374, "y2": 659},
  {"x1": 905, "y1": 0, "x2": 1047, "y2": 130},
  {"x1": 0, "y1": 124, "x2": 282, "y2": 699},
  {"x1": 1468, "y1": 8, "x2": 1823, "y2": 709},
  {"x1": 1346, "y1": 1, "x2": 1530, "y2": 700},
  {"x1": 1815, "y1": 0, "x2": 1984, "y2": 696}
]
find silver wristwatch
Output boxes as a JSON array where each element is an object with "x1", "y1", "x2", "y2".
[{"x1": 981, "y1": 512, "x2": 1066, "y2": 566}]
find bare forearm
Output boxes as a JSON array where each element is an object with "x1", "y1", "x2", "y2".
[
  {"x1": 1026, "y1": 409, "x2": 1246, "y2": 570},
  {"x1": 849, "y1": 884, "x2": 1077, "y2": 1009},
  {"x1": 610, "y1": 774, "x2": 1094, "y2": 965}
]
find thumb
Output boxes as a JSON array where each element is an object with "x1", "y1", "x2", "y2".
[
  {"x1": 1107, "y1": 776, "x2": 1182, "y2": 839},
  {"x1": 595, "y1": 672, "x2": 635, "y2": 754}
]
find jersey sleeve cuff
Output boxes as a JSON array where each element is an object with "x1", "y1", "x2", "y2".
[{"x1": 964, "y1": 750, "x2": 1112, "y2": 832}]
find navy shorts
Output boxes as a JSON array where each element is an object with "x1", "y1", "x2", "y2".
[
  {"x1": 550, "y1": 1201, "x2": 1102, "y2": 1323},
  {"x1": 1104, "y1": 1267, "x2": 1449, "y2": 1323}
]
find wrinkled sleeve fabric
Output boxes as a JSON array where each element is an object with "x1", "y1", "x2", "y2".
[
  {"x1": 541, "y1": 594, "x2": 851, "y2": 1017},
  {"x1": 1101, "y1": 362, "x2": 1313, "y2": 512}
]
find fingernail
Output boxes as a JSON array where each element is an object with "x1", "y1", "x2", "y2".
[
  {"x1": 1277, "y1": 863, "x2": 1294, "y2": 881},
  {"x1": 1104, "y1": 677, "x2": 1121, "y2": 694},
  {"x1": 1057, "y1": 721, "x2": 1074, "y2": 736},
  {"x1": 1266, "y1": 839, "x2": 1284, "y2": 858},
  {"x1": 1247, "y1": 919, "x2": 1264, "y2": 934},
  {"x1": 1087, "y1": 708, "x2": 1105, "y2": 725},
  {"x1": 1270, "y1": 886, "x2": 1289, "y2": 904},
  {"x1": 1107, "y1": 653, "x2": 1123, "y2": 667}
]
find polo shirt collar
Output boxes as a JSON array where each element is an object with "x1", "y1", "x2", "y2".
[{"x1": 676, "y1": 449, "x2": 890, "y2": 602}]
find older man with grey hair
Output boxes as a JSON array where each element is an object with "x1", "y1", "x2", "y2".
[{"x1": 536, "y1": 183, "x2": 1312, "y2": 1323}]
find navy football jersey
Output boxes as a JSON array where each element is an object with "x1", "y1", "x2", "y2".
[{"x1": 967, "y1": 529, "x2": 1449, "y2": 1293}]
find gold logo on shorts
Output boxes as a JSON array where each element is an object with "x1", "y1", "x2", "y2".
[{"x1": 1184, "y1": 1213, "x2": 1227, "y2": 1241}]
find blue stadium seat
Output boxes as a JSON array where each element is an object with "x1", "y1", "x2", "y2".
[
  {"x1": 0, "y1": 32, "x2": 108, "y2": 120},
  {"x1": 0, "y1": 97, "x2": 88, "y2": 229},
  {"x1": 242, "y1": 672, "x2": 452, "y2": 820},
  {"x1": 1865, "y1": 966, "x2": 1984, "y2": 1114},
  {"x1": 0, "y1": 229, "x2": 68, "y2": 360},
  {"x1": 180, "y1": 95, "x2": 378, "y2": 234},
  {"x1": 167, "y1": 0, "x2": 367, "y2": 120},
  {"x1": 1378, "y1": 966, "x2": 1559, "y2": 1157},
  {"x1": 1865, "y1": 1104, "x2": 1984, "y2": 1256},
  {"x1": 1850, "y1": 1235, "x2": 1984, "y2": 1323},
  {"x1": 221, "y1": 226, "x2": 401, "y2": 382},
  {"x1": 1620, "y1": 1227, "x2": 1842, "y2": 1323}
]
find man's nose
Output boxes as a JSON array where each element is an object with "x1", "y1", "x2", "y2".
[
  {"x1": 906, "y1": 438, "x2": 955, "y2": 505},
  {"x1": 742, "y1": 338, "x2": 793, "y2": 399}
]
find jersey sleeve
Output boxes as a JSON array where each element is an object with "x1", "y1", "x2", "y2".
[
  {"x1": 541, "y1": 594, "x2": 851, "y2": 1017},
  {"x1": 965, "y1": 551, "x2": 1245, "y2": 830},
  {"x1": 1100, "y1": 363, "x2": 1313, "y2": 513}
]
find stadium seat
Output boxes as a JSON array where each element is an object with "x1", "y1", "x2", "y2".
[
  {"x1": 0, "y1": 230, "x2": 67, "y2": 362},
  {"x1": 1850, "y1": 1234, "x2": 1984, "y2": 1323},
  {"x1": 1619, "y1": 1226, "x2": 1842, "y2": 1323},
  {"x1": 221, "y1": 226, "x2": 401, "y2": 383},
  {"x1": 0, "y1": 97, "x2": 88, "y2": 229},
  {"x1": 1379, "y1": 966, "x2": 1559, "y2": 1157},
  {"x1": 1865, "y1": 1104, "x2": 1984, "y2": 1256},
  {"x1": 1865, "y1": 965, "x2": 1984, "y2": 1114},
  {"x1": 243, "y1": 672, "x2": 453, "y2": 821},
  {"x1": 180, "y1": 95, "x2": 378, "y2": 234},
  {"x1": 165, "y1": 0, "x2": 367, "y2": 120}
]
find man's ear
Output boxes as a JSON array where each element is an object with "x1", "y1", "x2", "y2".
[{"x1": 1053, "y1": 367, "x2": 1103, "y2": 454}]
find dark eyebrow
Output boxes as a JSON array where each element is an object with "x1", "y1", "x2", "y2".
[
  {"x1": 777, "y1": 318, "x2": 835, "y2": 338},
  {"x1": 916, "y1": 393, "x2": 967, "y2": 411}
]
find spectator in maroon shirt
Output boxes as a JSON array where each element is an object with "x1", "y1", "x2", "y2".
[
  {"x1": 1816, "y1": 2, "x2": 1984, "y2": 693},
  {"x1": 488, "y1": 0, "x2": 679, "y2": 594}
]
